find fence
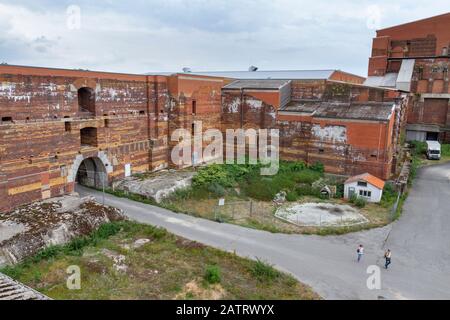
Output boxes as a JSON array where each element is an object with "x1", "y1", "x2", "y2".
[
  {"x1": 389, "y1": 192, "x2": 402, "y2": 222},
  {"x1": 213, "y1": 200, "x2": 276, "y2": 224},
  {"x1": 213, "y1": 199, "x2": 370, "y2": 229}
]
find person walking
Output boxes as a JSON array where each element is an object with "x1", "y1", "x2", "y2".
[
  {"x1": 357, "y1": 244, "x2": 364, "y2": 262},
  {"x1": 384, "y1": 249, "x2": 392, "y2": 269}
]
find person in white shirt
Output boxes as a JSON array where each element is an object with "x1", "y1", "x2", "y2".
[{"x1": 357, "y1": 244, "x2": 364, "y2": 262}]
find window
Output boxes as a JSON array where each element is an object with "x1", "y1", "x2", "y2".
[
  {"x1": 139, "y1": 110, "x2": 145, "y2": 115},
  {"x1": 191, "y1": 123, "x2": 195, "y2": 136},
  {"x1": 319, "y1": 148, "x2": 324, "y2": 154},
  {"x1": 359, "y1": 190, "x2": 372, "y2": 198},
  {"x1": 78, "y1": 87, "x2": 95, "y2": 114},
  {"x1": 65, "y1": 122, "x2": 71, "y2": 132},
  {"x1": 1, "y1": 116, "x2": 12, "y2": 123},
  {"x1": 192, "y1": 100, "x2": 197, "y2": 115},
  {"x1": 80, "y1": 127, "x2": 98, "y2": 147},
  {"x1": 357, "y1": 181, "x2": 367, "y2": 187}
]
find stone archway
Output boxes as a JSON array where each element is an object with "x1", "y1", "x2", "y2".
[
  {"x1": 76, "y1": 157, "x2": 107, "y2": 189},
  {"x1": 68, "y1": 152, "x2": 113, "y2": 190}
]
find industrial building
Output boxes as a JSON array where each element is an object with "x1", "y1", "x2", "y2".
[
  {"x1": 365, "y1": 12, "x2": 450, "y2": 142},
  {"x1": 3, "y1": 12, "x2": 449, "y2": 213},
  {"x1": 0, "y1": 65, "x2": 407, "y2": 212}
]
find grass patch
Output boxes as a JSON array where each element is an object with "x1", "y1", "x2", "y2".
[
  {"x1": 250, "y1": 259, "x2": 280, "y2": 282},
  {"x1": 1, "y1": 221, "x2": 319, "y2": 300},
  {"x1": 204, "y1": 265, "x2": 221, "y2": 284},
  {"x1": 0, "y1": 222, "x2": 124, "y2": 278},
  {"x1": 106, "y1": 160, "x2": 394, "y2": 236},
  {"x1": 188, "y1": 161, "x2": 325, "y2": 202},
  {"x1": 349, "y1": 194, "x2": 367, "y2": 208}
]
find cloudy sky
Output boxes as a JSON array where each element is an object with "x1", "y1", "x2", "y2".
[{"x1": 0, "y1": 0, "x2": 448, "y2": 76}]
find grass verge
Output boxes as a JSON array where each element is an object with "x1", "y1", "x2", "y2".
[{"x1": 0, "y1": 221, "x2": 319, "y2": 300}]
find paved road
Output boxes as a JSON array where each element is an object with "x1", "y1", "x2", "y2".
[{"x1": 77, "y1": 162, "x2": 450, "y2": 300}]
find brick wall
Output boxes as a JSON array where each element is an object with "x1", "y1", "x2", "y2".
[
  {"x1": 0, "y1": 65, "x2": 178, "y2": 212},
  {"x1": 0, "y1": 65, "x2": 406, "y2": 212}
]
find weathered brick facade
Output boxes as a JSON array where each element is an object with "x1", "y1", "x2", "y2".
[
  {"x1": 0, "y1": 65, "x2": 227, "y2": 212},
  {"x1": 222, "y1": 79, "x2": 407, "y2": 180},
  {"x1": 367, "y1": 13, "x2": 450, "y2": 142},
  {"x1": 1, "y1": 64, "x2": 407, "y2": 213}
]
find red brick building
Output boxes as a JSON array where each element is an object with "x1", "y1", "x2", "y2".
[
  {"x1": 0, "y1": 65, "x2": 226, "y2": 212},
  {"x1": 0, "y1": 64, "x2": 407, "y2": 213},
  {"x1": 220, "y1": 73, "x2": 407, "y2": 180},
  {"x1": 366, "y1": 12, "x2": 450, "y2": 142}
]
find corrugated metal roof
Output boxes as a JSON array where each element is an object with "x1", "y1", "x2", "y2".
[
  {"x1": 223, "y1": 79, "x2": 291, "y2": 90},
  {"x1": 280, "y1": 101, "x2": 395, "y2": 121},
  {"x1": 146, "y1": 70, "x2": 336, "y2": 80}
]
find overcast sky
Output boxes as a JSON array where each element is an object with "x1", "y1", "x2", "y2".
[{"x1": 0, "y1": 1, "x2": 448, "y2": 76}]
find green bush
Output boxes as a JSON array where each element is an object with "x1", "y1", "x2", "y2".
[
  {"x1": 292, "y1": 169, "x2": 322, "y2": 185},
  {"x1": 207, "y1": 182, "x2": 227, "y2": 198},
  {"x1": 354, "y1": 197, "x2": 367, "y2": 208},
  {"x1": 442, "y1": 144, "x2": 450, "y2": 157},
  {"x1": 335, "y1": 183, "x2": 344, "y2": 198},
  {"x1": 242, "y1": 176, "x2": 278, "y2": 201},
  {"x1": 183, "y1": 161, "x2": 325, "y2": 202},
  {"x1": 31, "y1": 245, "x2": 61, "y2": 262},
  {"x1": 380, "y1": 182, "x2": 397, "y2": 208},
  {"x1": 225, "y1": 163, "x2": 254, "y2": 179},
  {"x1": 285, "y1": 191, "x2": 299, "y2": 202},
  {"x1": 295, "y1": 184, "x2": 321, "y2": 197},
  {"x1": 409, "y1": 140, "x2": 427, "y2": 156},
  {"x1": 95, "y1": 223, "x2": 123, "y2": 239},
  {"x1": 193, "y1": 164, "x2": 234, "y2": 188},
  {"x1": 250, "y1": 259, "x2": 280, "y2": 282},
  {"x1": 242, "y1": 172, "x2": 296, "y2": 201},
  {"x1": 309, "y1": 162, "x2": 325, "y2": 173},
  {"x1": 278, "y1": 161, "x2": 307, "y2": 173},
  {"x1": 204, "y1": 265, "x2": 221, "y2": 284}
]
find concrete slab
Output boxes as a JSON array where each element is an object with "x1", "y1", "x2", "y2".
[
  {"x1": 275, "y1": 202, "x2": 368, "y2": 227},
  {"x1": 0, "y1": 221, "x2": 27, "y2": 243},
  {"x1": 115, "y1": 170, "x2": 196, "y2": 203}
]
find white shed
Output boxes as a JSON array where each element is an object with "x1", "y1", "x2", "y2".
[{"x1": 344, "y1": 173, "x2": 385, "y2": 203}]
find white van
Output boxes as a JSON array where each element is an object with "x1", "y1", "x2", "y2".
[{"x1": 426, "y1": 140, "x2": 441, "y2": 160}]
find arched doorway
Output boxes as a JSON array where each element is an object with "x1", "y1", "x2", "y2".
[{"x1": 75, "y1": 157, "x2": 108, "y2": 189}]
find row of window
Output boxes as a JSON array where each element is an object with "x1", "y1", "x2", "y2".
[{"x1": 359, "y1": 190, "x2": 372, "y2": 198}]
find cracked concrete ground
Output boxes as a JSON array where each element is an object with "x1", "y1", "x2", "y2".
[{"x1": 77, "y1": 161, "x2": 450, "y2": 300}]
